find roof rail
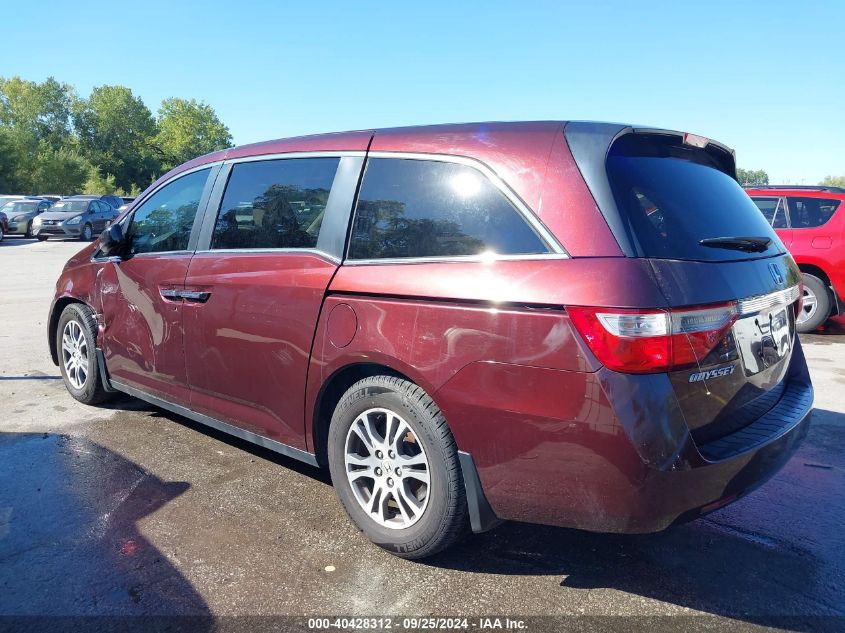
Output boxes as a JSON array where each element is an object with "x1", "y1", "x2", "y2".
[{"x1": 746, "y1": 185, "x2": 845, "y2": 193}]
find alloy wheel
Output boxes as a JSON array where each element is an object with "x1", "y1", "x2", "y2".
[
  {"x1": 344, "y1": 408, "x2": 431, "y2": 529},
  {"x1": 61, "y1": 320, "x2": 89, "y2": 390},
  {"x1": 797, "y1": 286, "x2": 818, "y2": 325}
]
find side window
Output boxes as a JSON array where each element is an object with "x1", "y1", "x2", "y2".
[
  {"x1": 348, "y1": 158, "x2": 549, "y2": 260},
  {"x1": 787, "y1": 197, "x2": 840, "y2": 229},
  {"x1": 211, "y1": 158, "x2": 339, "y2": 250},
  {"x1": 127, "y1": 168, "x2": 210, "y2": 255},
  {"x1": 751, "y1": 197, "x2": 787, "y2": 228}
]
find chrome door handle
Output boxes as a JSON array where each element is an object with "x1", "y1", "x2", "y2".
[
  {"x1": 159, "y1": 288, "x2": 181, "y2": 300},
  {"x1": 179, "y1": 290, "x2": 211, "y2": 303}
]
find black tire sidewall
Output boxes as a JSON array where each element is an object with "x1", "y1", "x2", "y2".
[
  {"x1": 57, "y1": 305, "x2": 102, "y2": 404},
  {"x1": 798, "y1": 274, "x2": 831, "y2": 332},
  {"x1": 328, "y1": 381, "x2": 456, "y2": 556},
  {"x1": 82, "y1": 224, "x2": 93, "y2": 241}
]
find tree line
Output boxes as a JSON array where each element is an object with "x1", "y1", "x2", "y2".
[
  {"x1": 737, "y1": 168, "x2": 844, "y2": 188},
  {"x1": 0, "y1": 76, "x2": 232, "y2": 196}
]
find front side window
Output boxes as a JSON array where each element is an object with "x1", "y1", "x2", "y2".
[
  {"x1": 751, "y1": 197, "x2": 788, "y2": 228},
  {"x1": 787, "y1": 197, "x2": 840, "y2": 229},
  {"x1": 211, "y1": 158, "x2": 339, "y2": 250},
  {"x1": 127, "y1": 168, "x2": 210, "y2": 255},
  {"x1": 348, "y1": 158, "x2": 549, "y2": 260}
]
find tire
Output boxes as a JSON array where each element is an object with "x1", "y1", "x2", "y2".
[
  {"x1": 0, "y1": 226, "x2": 4, "y2": 242},
  {"x1": 56, "y1": 303, "x2": 111, "y2": 405},
  {"x1": 81, "y1": 223, "x2": 93, "y2": 241},
  {"x1": 328, "y1": 376, "x2": 468, "y2": 559},
  {"x1": 36, "y1": 235, "x2": 48, "y2": 241},
  {"x1": 25, "y1": 221, "x2": 32, "y2": 238},
  {"x1": 796, "y1": 273, "x2": 832, "y2": 333}
]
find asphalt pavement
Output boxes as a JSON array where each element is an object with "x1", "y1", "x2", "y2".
[{"x1": 1, "y1": 237, "x2": 843, "y2": 632}]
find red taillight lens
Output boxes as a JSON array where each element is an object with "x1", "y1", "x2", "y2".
[{"x1": 568, "y1": 303, "x2": 738, "y2": 374}]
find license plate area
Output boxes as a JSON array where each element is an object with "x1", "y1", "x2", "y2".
[{"x1": 733, "y1": 304, "x2": 794, "y2": 376}]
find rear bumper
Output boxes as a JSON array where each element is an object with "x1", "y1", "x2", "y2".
[{"x1": 439, "y1": 342, "x2": 813, "y2": 534}]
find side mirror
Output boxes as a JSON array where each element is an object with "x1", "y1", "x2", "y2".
[{"x1": 99, "y1": 223, "x2": 125, "y2": 256}]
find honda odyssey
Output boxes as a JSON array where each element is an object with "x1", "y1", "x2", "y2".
[{"x1": 48, "y1": 122, "x2": 814, "y2": 558}]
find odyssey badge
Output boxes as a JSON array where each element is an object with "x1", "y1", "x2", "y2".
[{"x1": 688, "y1": 364, "x2": 736, "y2": 383}]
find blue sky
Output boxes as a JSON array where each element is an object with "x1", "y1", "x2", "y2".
[{"x1": 4, "y1": 0, "x2": 844, "y2": 183}]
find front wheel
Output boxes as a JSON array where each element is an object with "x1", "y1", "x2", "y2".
[
  {"x1": 796, "y1": 273, "x2": 832, "y2": 333},
  {"x1": 25, "y1": 221, "x2": 32, "y2": 238},
  {"x1": 36, "y1": 235, "x2": 48, "y2": 241},
  {"x1": 57, "y1": 303, "x2": 112, "y2": 405},
  {"x1": 81, "y1": 223, "x2": 93, "y2": 241},
  {"x1": 328, "y1": 376, "x2": 468, "y2": 559}
]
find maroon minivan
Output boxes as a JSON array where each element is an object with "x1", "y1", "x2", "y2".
[{"x1": 49, "y1": 122, "x2": 813, "y2": 558}]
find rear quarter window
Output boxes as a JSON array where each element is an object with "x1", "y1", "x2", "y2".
[
  {"x1": 787, "y1": 197, "x2": 841, "y2": 228},
  {"x1": 348, "y1": 158, "x2": 549, "y2": 260}
]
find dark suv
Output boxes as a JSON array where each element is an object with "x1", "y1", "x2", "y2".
[{"x1": 48, "y1": 122, "x2": 813, "y2": 558}]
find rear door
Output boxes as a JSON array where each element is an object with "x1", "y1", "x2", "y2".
[
  {"x1": 182, "y1": 154, "x2": 364, "y2": 449},
  {"x1": 566, "y1": 125, "x2": 803, "y2": 447},
  {"x1": 787, "y1": 195, "x2": 841, "y2": 253},
  {"x1": 99, "y1": 166, "x2": 218, "y2": 405}
]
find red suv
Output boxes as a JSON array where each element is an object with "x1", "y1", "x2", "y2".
[
  {"x1": 747, "y1": 186, "x2": 844, "y2": 332},
  {"x1": 48, "y1": 122, "x2": 813, "y2": 558}
]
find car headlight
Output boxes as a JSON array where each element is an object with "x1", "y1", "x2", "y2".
[
  {"x1": 32, "y1": 216, "x2": 42, "y2": 226},
  {"x1": 65, "y1": 215, "x2": 82, "y2": 225}
]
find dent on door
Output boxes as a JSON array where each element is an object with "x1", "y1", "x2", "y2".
[{"x1": 100, "y1": 255, "x2": 193, "y2": 404}]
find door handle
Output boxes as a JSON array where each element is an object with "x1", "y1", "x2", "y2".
[
  {"x1": 159, "y1": 288, "x2": 181, "y2": 301},
  {"x1": 179, "y1": 290, "x2": 211, "y2": 303}
]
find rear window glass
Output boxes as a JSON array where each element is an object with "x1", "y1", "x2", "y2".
[
  {"x1": 607, "y1": 135, "x2": 783, "y2": 261},
  {"x1": 787, "y1": 197, "x2": 840, "y2": 228}
]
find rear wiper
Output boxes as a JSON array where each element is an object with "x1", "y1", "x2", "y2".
[{"x1": 699, "y1": 236, "x2": 772, "y2": 253}]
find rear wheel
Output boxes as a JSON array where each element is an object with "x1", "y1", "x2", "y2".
[
  {"x1": 796, "y1": 273, "x2": 831, "y2": 333},
  {"x1": 328, "y1": 376, "x2": 468, "y2": 559},
  {"x1": 81, "y1": 223, "x2": 93, "y2": 241},
  {"x1": 57, "y1": 303, "x2": 111, "y2": 405}
]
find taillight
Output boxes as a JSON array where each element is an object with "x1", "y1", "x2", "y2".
[{"x1": 568, "y1": 303, "x2": 738, "y2": 374}]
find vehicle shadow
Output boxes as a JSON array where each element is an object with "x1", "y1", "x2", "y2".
[
  {"x1": 0, "y1": 432, "x2": 213, "y2": 624},
  {"x1": 100, "y1": 396, "x2": 844, "y2": 630}
]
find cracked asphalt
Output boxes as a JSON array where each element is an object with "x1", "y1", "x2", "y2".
[{"x1": 1, "y1": 238, "x2": 843, "y2": 632}]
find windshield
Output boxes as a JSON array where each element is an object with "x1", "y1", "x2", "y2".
[
  {"x1": 607, "y1": 135, "x2": 783, "y2": 261},
  {"x1": 1, "y1": 201, "x2": 38, "y2": 213},
  {"x1": 51, "y1": 200, "x2": 89, "y2": 213}
]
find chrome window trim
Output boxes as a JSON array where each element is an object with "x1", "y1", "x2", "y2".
[
  {"x1": 354, "y1": 151, "x2": 567, "y2": 257},
  {"x1": 737, "y1": 285, "x2": 800, "y2": 316},
  {"x1": 192, "y1": 247, "x2": 341, "y2": 265},
  {"x1": 131, "y1": 161, "x2": 224, "y2": 211},
  {"x1": 222, "y1": 150, "x2": 366, "y2": 166},
  {"x1": 344, "y1": 252, "x2": 571, "y2": 266}
]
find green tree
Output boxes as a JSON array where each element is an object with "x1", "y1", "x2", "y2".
[
  {"x1": 736, "y1": 168, "x2": 769, "y2": 187},
  {"x1": 31, "y1": 143, "x2": 91, "y2": 194},
  {"x1": 0, "y1": 76, "x2": 77, "y2": 150},
  {"x1": 153, "y1": 97, "x2": 232, "y2": 172},
  {"x1": 820, "y1": 175, "x2": 845, "y2": 188},
  {"x1": 73, "y1": 85, "x2": 159, "y2": 192},
  {"x1": 82, "y1": 166, "x2": 121, "y2": 195}
]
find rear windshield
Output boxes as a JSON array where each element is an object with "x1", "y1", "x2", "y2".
[{"x1": 607, "y1": 135, "x2": 783, "y2": 261}]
